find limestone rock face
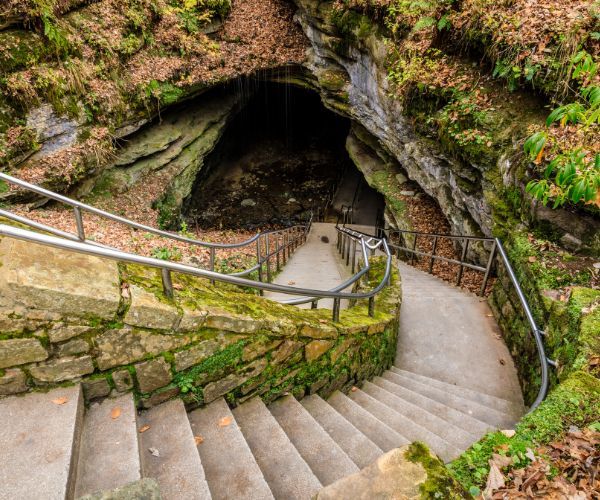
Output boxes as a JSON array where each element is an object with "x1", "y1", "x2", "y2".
[
  {"x1": 124, "y1": 286, "x2": 180, "y2": 330},
  {"x1": 0, "y1": 238, "x2": 121, "y2": 320},
  {"x1": 30, "y1": 355, "x2": 94, "y2": 383},
  {"x1": 314, "y1": 447, "x2": 427, "y2": 500}
]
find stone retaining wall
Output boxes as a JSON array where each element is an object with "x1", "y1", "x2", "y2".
[{"x1": 0, "y1": 236, "x2": 401, "y2": 408}]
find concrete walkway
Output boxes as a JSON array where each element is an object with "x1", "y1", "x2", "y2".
[
  {"x1": 264, "y1": 223, "x2": 351, "y2": 309},
  {"x1": 395, "y1": 262, "x2": 524, "y2": 405}
]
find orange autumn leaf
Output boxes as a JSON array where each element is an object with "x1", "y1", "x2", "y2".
[
  {"x1": 218, "y1": 416, "x2": 232, "y2": 427},
  {"x1": 111, "y1": 407, "x2": 122, "y2": 419},
  {"x1": 194, "y1": 435, "x2": 204, "y2": 445},
  {"x1": 533, "y1": 144, "x2": 545, "y2": 165},
  {"x1": 139, "y1": 425, "x2": 150, "y2": 433},
  {"x1": 52, "y1": 397, "x2": 68, "y2": 405}
]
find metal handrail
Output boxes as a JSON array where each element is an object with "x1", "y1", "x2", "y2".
[
  {"x1": 379, "y1": 225, "x2": 550, "y2": 411},
  {"x1": 0, "y1": 172, "x2": 310, "y2": 278},
  {"x1": 0, "y1": 223, "x2": 392, "y2": 322}
]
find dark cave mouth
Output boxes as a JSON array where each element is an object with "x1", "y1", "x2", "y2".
[{"x1": 182, "y1": 81, "x2": 384, "y2": 230}]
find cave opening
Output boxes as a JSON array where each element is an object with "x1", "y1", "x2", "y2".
[{"x1": 183, "y1": 80, "x2": 385, "y2": 230}]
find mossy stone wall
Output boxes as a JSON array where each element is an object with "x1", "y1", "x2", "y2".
[{"x1": 0, "y1": 236, "x2": 401, "y2": 409}]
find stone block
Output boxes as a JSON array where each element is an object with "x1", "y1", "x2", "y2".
[
  {"x1": 124, "y1": 285, "x2": 180, "y2": 330},
  {"x1": 203, "y1": 359, "x2": 267, "y2": 403},
  {"x1": 305, "y1": 340, "x2": 334, "y2": 362},
  {"x1": 77, "y1": 478, "x2": 161, "y2": 500},
  {"x1": 300, "y1": 323, "x2": 338, "y2": 339},
  {"x1": 0, "y1": 368, "x2": 28, "y2": 395},
  {"x1": 135, "y1": 357, "x2": 172, "y2": 393},
  {"x1": 178, "y1": 308, "x2": 208, "y2": 332},
  {"x1": 141, "y1": 386, "x2": 180, "y2": 409},
  {"x1": 82, "y1": 378, "x2": 111, "y2": 401},
  {"x1": 367, "y1": 321, "x2": 387, "y2": 335},
  {"x1": 30, "y1": 355, "x2": 94, "y2": 383},
  {"x1": 0, "y1": 338, "x2": 48, "y2": 369},
  {"x1": 204, "y1": 307, "x2": 264, "y2": 334},
  {"x1": 173, "y1": 334, "x2": 243, "y2": 372},
  {"x1": 271, "y1": 340, "x2": 304, "y2": 365},
  {"x1": 242, "y1": 338, "x2": 283, "y2": 362},
  {"x1": 330, "y1": 338, "x2": 356, "y2": 364},
  {"x1": 0, "y1": 238, "x2": 121, "y2": 319},
  {"x1": 112, "y1": 369, "x2": 134, "y2": 392},
  {"x1": 95, "y1": 328, "x2": 192, "y2": 370},
  {"x1": 48, "y1": 324, "x2": 93, "y2": 343},
  {"x1": 57, "y1": 338, "x2": 90, "y2": 356}
]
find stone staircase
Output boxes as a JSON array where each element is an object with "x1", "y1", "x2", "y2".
[{"x1": 0, "y1": 360, "x2": 522, "y2": 499}]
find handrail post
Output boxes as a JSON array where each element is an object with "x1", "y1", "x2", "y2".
[
  {"x1": 265, "y1": 233, "x2": 271, "y2": 282},
  {"x1": 480, "y1": 240, "x2": 497, "y2": 296},
  {"x1": 275, "y1": 237, "x2": 280, "y2": 271},
  {"x1": 283, "y1": 232, "x2": 288, "y2": 264},
  {"x1": 351, "y1": 239, "x2": 357, "y2": 273},
  {"x1": 311, "y1": 300, "x2": 318, "y2": 309},
  {"x1": 368, "y1": 296, "x2": 375, "y2": 317},
  {"x1": 332, "y1": 298, "x2": 340, "y2": 322},
  {"x1": 428, "y1": 236, "x2": 438, "y2": 274},
  {"x1": 209, "y1": 247, "x2": 216, "y2": 285},
  {"x1": 256, "y1": 237, "x2": 264, "y2": 295},
  {"x1": 346, "y1": 235, "x2": 351, "y2": 265},
  {"x1": 73, "y1": 206, "x2": 85, "y2": 241},
  {"x1": 161, "y1": 268, "x2": 174, "y2": 299},
  {"x1": 456, "y1": 238, "x2": 469, "y2": 286},
  {"x1": 410, "y1": 235, "x2": 418, "y2": 265}
]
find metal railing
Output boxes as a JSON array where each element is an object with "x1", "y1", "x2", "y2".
[
  {"x1": 378, "y1": 226, "x2": 551, "y2": 411},
  {"x1": 0, "y1": 173, "x2": 393, "y2": 322}
]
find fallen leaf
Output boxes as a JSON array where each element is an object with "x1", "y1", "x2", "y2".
[
  {"x1": 111, "y1": 407, "x2": 122, "y2": 419},
  {"x1": 218, "y1": 416, "x2": 232, "y2": 427},
  {"x1": 139, "y1": 425, "x2": 150, "y2": 433},
  {"x1": 52, "y1": 397, "x2": 68, "y2": 405},
  {"x1": 194, "y1": 435, "x2": 204, "y2": 445},
  {"x1": 351, "y1": 386, "x2": 358, "y2": 392},
  {"x1": 528, "y1": 256, "x2": 537, "y2": 263},
  {"x1": 501, "y1": 429, "x2": 516, "y2": 438},
  {"x1": 499, "y1": 358, "x2": 506, "y2": 365},
  {"x1": 287, "y1": 280, "x2": 296, "y2": 285},
  {"x1": 483, "y1": 461, "x2": 505, "y2": 498},
  {"x1": 148, "y1": 447, "x2": 160, "y2": 457}
]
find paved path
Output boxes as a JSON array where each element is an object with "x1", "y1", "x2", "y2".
[
  {"x1": 395, "y1": 262, "x2": 524, "y2": 405},
  {"x1": 264, "y1": 223, "x2": 351, "y2": 309}
]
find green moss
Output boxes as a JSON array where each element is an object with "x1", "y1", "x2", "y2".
[
  {"x1": 405, "y1": 442, "x2": 470, "y2": 499},
  {"x1": 449, "y1": 371, "x2": 600, "y2": 491}
]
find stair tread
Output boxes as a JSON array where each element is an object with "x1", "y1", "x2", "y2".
[
  {"x1": 75, "y1": 393, "x2": 141, "y2": 498},
  {"x1": 376, "y1": 374, "x2": 492, "y2": 437},
  {"x1": 188, "y1": 398, "x2": 273, "y2": 500},
  {"x1": 363, "y1": 381, "x2": 478, "y2": 451},
  {"x1": 327, "y1": 390, "x2": 410, "y2": 452},
  {"x1": 348, "y1": 388, "x2": 462, "y2": 462},
  {"x1": 0, "y1": 385, "x2": 83, "y2": 500},
  {"x1": 269, "y1": 395, "x2": 359, "y2": 485},
  {"x1": 139, "y1": 399, "x2": 211, "y2": 500},
  {"x1": 301, "y1": 394, "x2": 383, "y2": 469},
  {"x1": 233, "y1": 397, "x2": 322, "y2": 500},
  {"x1": 385, "y1": 370, "x2": 516, "y2": 429},
  {"x1": 391, "y1": 367, "x2": 523, "y2": 414}
]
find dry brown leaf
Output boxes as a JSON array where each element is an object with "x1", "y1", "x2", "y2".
[
  {"x1": 52, "y1": 397, "x2": 68, "y2": 405},
  {"x1": 111, "y1": 407, "x2": 122, "y2": 419},
  {"x1": 194, "y1": 435, "x2": 204, "y2": 445},
  {"x1": 218, "y1": 416, "x2": 232, "y2": 427},
  {"x1": 351, "y1": 386, "x2": 358, "y2": 392},
  {"x1": 139, "y1": 425, "x2": 150, "y2": 433}
]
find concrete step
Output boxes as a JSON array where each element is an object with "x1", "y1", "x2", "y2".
[
  {"x1": 188, "y1": 398, "x2": 273, "y2": 500},
  {"x1": 0, "y1": 385, "x2": 83, "y2": 500},
  {"x1": 74, "y1": 393, "x2": 141, "y2": 498},
  {"x1": 348, "y1": 388, "x2": 462, "y2": 462},
  {"x1": 390, "y1": 367, "x2": 524, "y2": 416},
  {"x1": 375, "y1": 374, "x2": 493, "y2": 437},
  {"x1": 269, "y1": 395, "x2": 359, "y2": 486},
  {"x1": 385, "y1": 370, "x2": 516, "y2": 429},
  {"x1": 139, "y1": 399, "x2": 211, "y2": 500},
  {"x1": 362, "y1": 381, "x2": 477, "y2": 451},
  {"x1": 233, "y1": 397, "x2": 322, "y2": 500},
  {"x1": 326, "y1": 390, "x2": 409, "y2": 452},
  {"x1": 301, "y1": 394, "x2": 383, "y2": 469}
]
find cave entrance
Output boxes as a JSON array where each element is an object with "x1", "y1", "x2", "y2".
[{"x1": 183, "y1": 80, "x2": 384, "y2": 230}]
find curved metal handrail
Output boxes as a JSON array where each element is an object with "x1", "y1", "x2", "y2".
[
  {"x1": 379, "y1": 225, "x2": 551, "y2": 412},
  {"x1": 0, "y1": 223, "x2": 392, "y2": 322}
]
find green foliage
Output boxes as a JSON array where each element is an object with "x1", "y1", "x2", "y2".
[
  {"x1": 524, "y1": 52, "x2": 600, "y2": 209},
  {"x1": 151, "y1": 246, "x2": 182, "y2": 261}
]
